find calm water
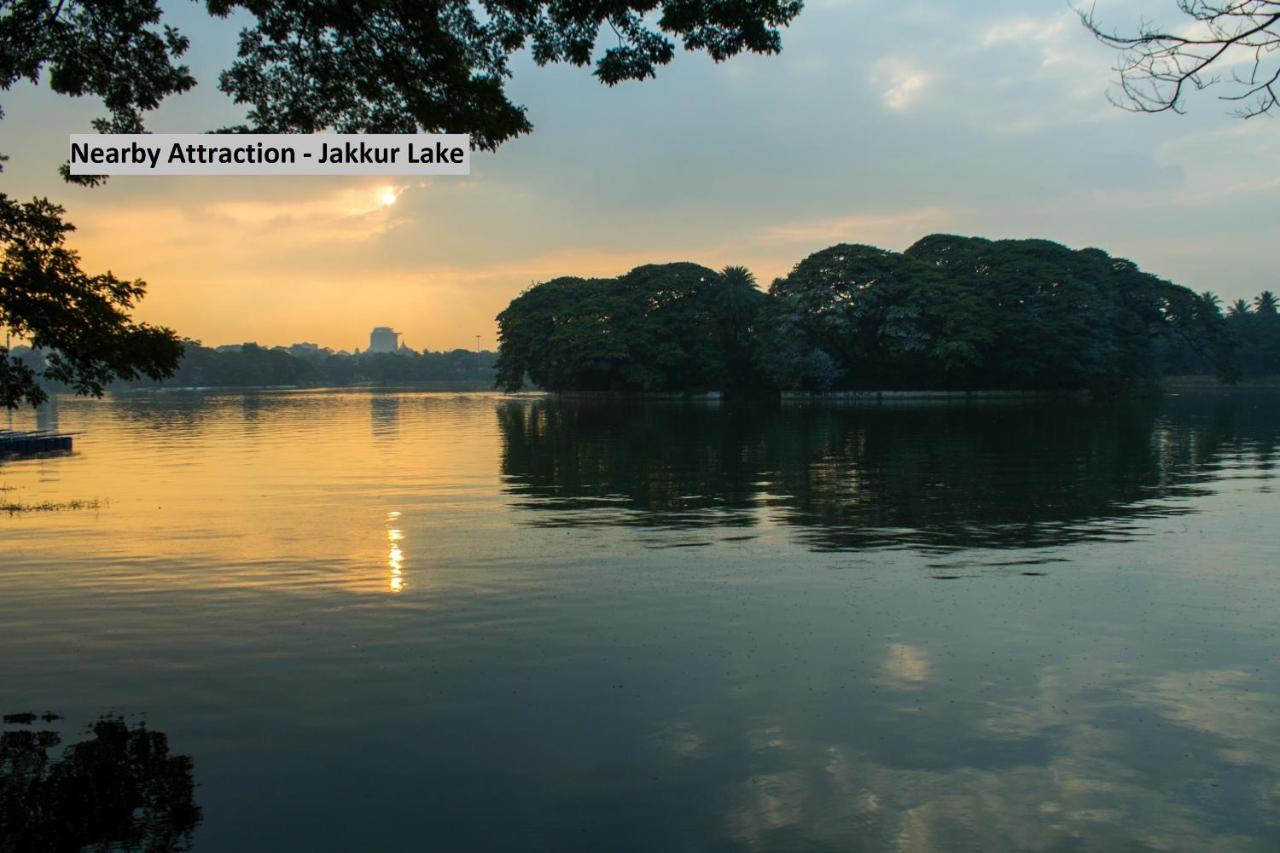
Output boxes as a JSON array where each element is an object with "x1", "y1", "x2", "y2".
[{"x1": 2, "y1": 390, "x2": 1279, "y2": 851}]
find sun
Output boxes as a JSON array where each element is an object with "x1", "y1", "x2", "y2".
[{"x1": 377, "y1": 186, "x2": 399, "y2": 207}]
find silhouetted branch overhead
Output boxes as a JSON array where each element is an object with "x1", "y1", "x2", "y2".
[{"x1": 1081, "y1": 1, "x2": 1280, "y2": 117}]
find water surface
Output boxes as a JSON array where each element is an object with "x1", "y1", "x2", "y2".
[{"x1": 2, "y1": 390, "x2": 1278, "y2": 850}]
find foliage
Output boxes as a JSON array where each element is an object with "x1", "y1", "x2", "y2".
[
  {"x1": 210, "y1": 0, "x2": 802, "y2": 149},
  {"x1": 765, "y1": 235, "x2": 1237, "y2": 393},
  {"x1": 496, "y1": 236, "x2": 1241, "y2": 395},
  {"x1": 3, "y1": 0, "x2": 803, "y2": 155},
  {"x1": 0, "y1": 195, "x2": 183, "y2": 408},
  {"x1": 495, "y1": 263, "x2": 767, "y2": 393},
  {"x1": 0, "y1": 0, "x2": 197, "y2": 407},
  {"x1": 1220, "y1": 293, "x2": 1280, "y2": 376},
  {"x1": 764, "y1": 242, "x2": 990, "y2": 391},
  {"x1": 81, "y1": 340, "x2": 499, "y2": 389}
]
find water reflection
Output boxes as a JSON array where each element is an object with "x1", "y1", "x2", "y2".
[
  {"x1": 370, "y1": 393, "x2": 400, "y2": 438},
  {"x1": 0, "y1": 713, "x2": 200, "y2": 851},
  {"x1": 3, "y1": 389, "x2": 1277, "y2": 850},
  {"x1": 387, "y1": 510, "x2": 404, "y2": 593},
  {"x1": 499, "y1": 395, "x2": 1280, "y2": 551}
]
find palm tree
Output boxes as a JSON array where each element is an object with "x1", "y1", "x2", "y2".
[
  {"x1": 717, "y1": 266, "x2": 763, "y2": 327},
  {"x1": 1254, "y1": 290, "x2": 1278, "y2": 314},
  {"x1": 715, "y1": 266, "x2": 765, "y2": 388},
  {"x1": 1227, "y1": 298, "x2": 1250, "y2": 317},
  {"x1": 1200, "y1": 291, "x2": 1222, "y2": 315}
]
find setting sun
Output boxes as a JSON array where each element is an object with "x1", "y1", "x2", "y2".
[{"x1": 378, "y1": 186, "x2": 398, "y2": 206}]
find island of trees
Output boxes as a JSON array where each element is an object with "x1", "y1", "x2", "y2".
[{"x1": 494, "y1": 235, "x2": 1274, "y2": 396}]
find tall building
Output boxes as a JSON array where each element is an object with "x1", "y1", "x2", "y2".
[{"x1": 368, "y1": 327, "x2": 402, "y2": 354}]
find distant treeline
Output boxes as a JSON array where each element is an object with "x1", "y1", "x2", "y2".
[
  {"x1": 495, "y1": 235, "x2": 1263, "y2": 395},
  {"x1": 94, "y1": 342, "x2": 498, "y2": 389},
  {"x1": 1193, "y1": 294, "x2": 1280, "y2": 377}
]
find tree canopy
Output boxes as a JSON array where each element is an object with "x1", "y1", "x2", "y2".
[
  {"x1": 0, "y1": 195, "x2": 183, "y2": 407},
  {"x1": 495, "y1": 262, "x2": 767, "y2": 392},
  {"x1": 766, "y1": 236, "x2": 1237, "y2": 392},
  {"x1": 3, "y1": 0, "x2": 804, "y2": 155},
  {"x1": 496, "y1": 235, "x2": 1241, "y2": 395},
  {"x1": 1219, "y1": 290, "x2": 1280, "y2": 375}
]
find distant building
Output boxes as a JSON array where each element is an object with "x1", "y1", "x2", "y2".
[
  {"x1": 369, "y1": 327, "x2": 402, "y2": 354},
  {"x1": 287, "y1": 342, "x2": 330, "y2": 358}
]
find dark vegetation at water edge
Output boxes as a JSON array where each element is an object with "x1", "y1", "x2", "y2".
[
  {"x1": 495, "y1": 235, "x2": 1250, "y2": 395},
  {"x1": 1221, "y1": 293, "x2": 1280, "y2": 377},
  {"x1": 11, "y1": 342, "x2": 498, "y2": 391}
]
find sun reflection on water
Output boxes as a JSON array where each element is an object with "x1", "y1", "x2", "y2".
[{"x1": 387, "y1": 511, "x2": 404, "y2": 593}]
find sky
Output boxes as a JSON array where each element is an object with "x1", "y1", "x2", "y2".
[{"x1": 3, "y1": 0, "x2": 1278, "y2": 352}]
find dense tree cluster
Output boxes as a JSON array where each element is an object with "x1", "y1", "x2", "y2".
[
  {"x1": 496, "y1": 235, "x2": 1241, "y2": 395},
  {"x1": 131, "y1": 342, "x2": 496, "y2": 388},
  {"x1": 494, "y1": 263, "x2": 768, "y2": 393},
  {"x1": 13, "y1": 341, "x2": 497, "y2": 390},
  {"x1": 1227, "y1": 291, "x2": 1280, "y2": 375}
]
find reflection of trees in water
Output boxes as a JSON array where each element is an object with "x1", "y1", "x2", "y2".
[
  {"x1": 498, "y1": 394, "x2": 1280, "y2": 551},
  {"x1": 370, "y1": 393, "x2": 400, "y2": 438},
  {"x1": 498, "y1": 400, "x2": 771, "y2": 528},
  {"x1": 0, "y1": 715, "x2": 201, "y2": 852}
]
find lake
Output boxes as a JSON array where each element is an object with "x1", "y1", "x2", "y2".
[{"x1": 2, "y1": 389, "x2": 1278, "y2": 851}]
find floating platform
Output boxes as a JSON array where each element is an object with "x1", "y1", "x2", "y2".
[{"x1": 0, "y1": 429, "x2": 73, "y2": 456}]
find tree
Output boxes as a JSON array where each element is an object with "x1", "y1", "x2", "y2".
[
  {"x1": 1, "y1": 0, "x2": 196, "y2": 407},
  {"x1": 495, "y1": 262, "x2": 766, "y2": 393},
  {"x1": 1082, "y1": 2, "x2": 1280, "y2": 118},
  {"x1": 1, "y1": 0, "x2": 804, "y2": 408},
  {"x1": 4, "y1": 0, "x2": 803, "y2": 153},
  {"x1": 763, "y1": 235, "x2": 1237, "y2": 393},
  {"x1": 764, "y1": 241, "x2": 991, "y2": 391},
  {"x1": 1227, "y1": 291, "x2": 1280, "y2": 375},
  {"x1": 0, "y1": 196, "x2": 183, "y2": 408},
  {"x1": 711, "y1": 265, "x2": 768, "y2": 393}
]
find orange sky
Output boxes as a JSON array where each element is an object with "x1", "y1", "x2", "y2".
[{"x1": 60, "y1": 175, "x2": 955, "y2": 353}]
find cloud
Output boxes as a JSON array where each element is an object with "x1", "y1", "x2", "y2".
[
  {"x1": 757, "y1": 208, "x2": 954, "y2": 246},
  {"x1": 204, "y1": 182, "x2": 412, "y2": 239},
  {"x1": 872, "y1": 58, "x2": 932, "y2": 111},
  {"x1": 883, "y1": 643, "x2": 931, "y2": 687}
]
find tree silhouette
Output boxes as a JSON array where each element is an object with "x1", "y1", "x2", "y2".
[
  {"x1": 1082, "y1": 2, "x2": 1280, "y2": 118},
  {"x1": 1, "y1": 197, "x2": 183, "y2": 408}
]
